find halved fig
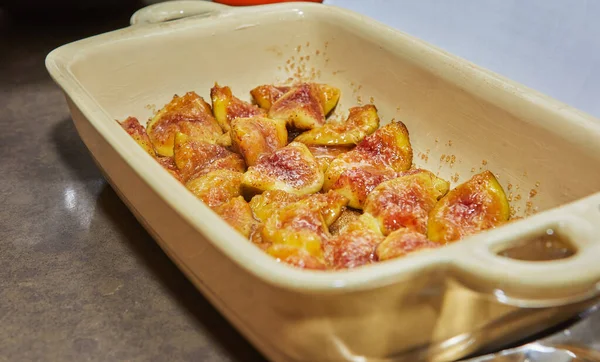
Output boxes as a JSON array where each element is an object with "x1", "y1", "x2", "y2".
[
  {"x1": 242, "y1": 142, "x2": 324, "y2": 196},
  {"x1": 324, "y1": 159, "x2": 397, "y2": 209},
  {"x1": 156, "y1": 156, "x2": 182, "y2": 183},
  {"x1": 119, "y1": 116, "x2": 155, "y2": 156},
  {"x1": 324, "y1": 213, "x2": 384, "y2": 269},
  {"x1": 427, "y1": 171, "x2": 510, "y2": 243},
  {"x1": 268, "y1": 83, "x2": 340, "y2": 130},
  {"x1": 213, "y1": 196, "x2": 258, "y2": 238},
  {"x1": 295, "y1": 105, "x2": 380, "y2": 146},
  {"x1": 185, "y1": 169, "x2": 243, "y2": 208},
  {"x1": 364, "y1": 169, "x2": 450, "y2": 235},
  {"x1": 376, "y1": 229, "x2": 440, "y2": 261},
  {"x1": 249, "y1": 190, "x2": 305, "y2": 223},
  {"x1": 211, "y1": 84, "x2": 266, "y2": 133},
  {"x1": 352, "y1": 121, "x2": 413, "y2": 172},
  {"x1": 323, "y1": 121, "x2": 414, "y2": 209},
  {"x1": 230, "y1": 116, "x2": 288, "y2": 166},
  {"x1": 305, "y1": 145, "x2": 352, "y2": 173},
  {"x1": 265, "y1": 244, "x2": 327, "y2": 270},
  {"x1": 261, "y1": 194, "x2": 331, "y2": 260},
  {"x1": 173, "y1": 132, "x2": 245, "y2": 182},
  {"x1": 146, "y1": 92, "x2": 223, "y2": 157},
  {"x1": 250, "y1": 85, "x2": 290, "y2": 111}
]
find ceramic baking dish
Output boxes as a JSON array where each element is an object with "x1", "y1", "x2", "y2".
[{"x1": 46, "y1": 1, "x2": 600, "y2": 361}]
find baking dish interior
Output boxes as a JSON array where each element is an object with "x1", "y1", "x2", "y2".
[{"x1": 51, "y1": 3, "x2": 600, "y2": 296}]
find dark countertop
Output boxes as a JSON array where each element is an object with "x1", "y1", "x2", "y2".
[
  {"x1": 1, "y1": 3, "x2": 598, "y2": 362},
  {"x1": 0, "y1": 5, "x2": 265, "y2": 362}
]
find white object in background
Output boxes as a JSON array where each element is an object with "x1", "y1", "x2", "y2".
[{"x1": 325, "y1": 0, "x2": 600, "y2": 118}]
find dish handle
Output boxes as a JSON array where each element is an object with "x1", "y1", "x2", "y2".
[
  {"x1": 452, "y1": 192, "x2": 600, "y2": 308},
  {"x1": 130, "y1": 0, "x2": 233, "y2": 25}
]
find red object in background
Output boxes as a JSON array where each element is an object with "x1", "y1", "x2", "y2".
[{"x1": 214, "y1": 0, "x2": 323, "y2": 5}]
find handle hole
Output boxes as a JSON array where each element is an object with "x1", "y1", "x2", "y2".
[{"x1": 493, "y1": 228, "x2": 577, "y2": 262}]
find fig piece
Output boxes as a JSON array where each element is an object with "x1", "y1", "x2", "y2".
[
  {"x1": 249, "y1": 190, "x2": 305, "y2": 223},
  {"x1": 261, "y1": 194, "x2": 331, "y2": 260},
  {"x1": 265, "y1": 244, "x2": 327, "y2": 270},
  {"x1": 173, "y1": 132, "x2": 245, "y2": 182},
  {"x1": 268, "y1": 83, "x2": 340, "y2": 130},
  {"x1": 295, "y1": 105, "x2": 380, "y2": 146},
  {"x1": 324, "y1": 213, "x2": 384, "y2": 269},
  {"x1": 242, "y1": 142, "x2": 324, "y2": 196},
  {"x1": 323, "y1": 121, "x2": 413, "y2": 209},
  {"x1": 185, "y1": 169, "x2": 243, "y2": 208},
  {"x1": 211, "y1": 84, "x2": 266, "y2": 132},
  {"x1": 305, "y1": 145, "x2": 353, "y2": 173},
  {"x1": 213, "y1": 196, "x2": 258, "y2": 238},
  {"x1": 427, "y1": 171, "x2": 510, "y2": 243},
  {"x1": 364, "y1": 169, "x2": 450, "y2": 235},
  {"x1": 376, "y1": 229, "x2": 440, "y2": 261},
  {"x1": 230, "y1": 116, "x2": 288, "y2": 167},
  {"x1": 146, "y1": 92, "x2": 223, "y2": 157},
  {"x1": 250, "y1": 84, "x2": 291, "y2": 111},
  {"x1": 119, "y1": 116, "x2": 155, "y2": 156}
]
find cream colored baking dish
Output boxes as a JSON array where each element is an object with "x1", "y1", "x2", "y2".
[{"x1": 46, "y1": 1, "x2": 600, "y2": 361}]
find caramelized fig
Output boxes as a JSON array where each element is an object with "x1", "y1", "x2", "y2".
[
  {"x1": 324, "y1": 213, "x2": 384, "y2": 269},
  {"x1": 376, "y1": 229, "x2": 440, "y2": 261},
  {"x1": 146, "y1": 92, "x2": 223, "y2": 157},
  {"x1": 249, "y1": 190, "x2": 305, "y2": 223},
  {"x1": 119, "y1": 116, "x2": 155, "y2": 156},
  {"x1": 323, "y1": 121, "x2": 413, "y2": 209},
  {"x1": 265, "y1": 244, "x2": 327, "y2": 270},
  {"x1": 230, "y1": 116, "x2": 288, "y2": 166},
  {"x1": 427, "y1": 170, "x2": 510, "y2": 243},
  {"x1": 295, "y1": 105, "x2": 380, "y2": 146},
  {"x1": 213, "y1": 196, "x2": 258, "y2": 238},
  {"x1": 185, "y1": 169, "x2": 243, "y2": 208},
  {"x1": 364, "y1": 169, "x2": 450, "y2": 235},
  {"x1": 250, "y1": 84, "x2": 290, "y2": 111},
  {"x1": 242, "y1": 142, "x2": 324, "y2": 196},
  {"x1": 268, "y1": 83, "x2": 340, "y2": 130},
  {"x1": 173, "y1": 132, "x2": 245, "y2": 182},
  {"x1": 261, "y1": 194, "x2": 331, "y2": 260},
  {"x1": 305, "y1": 145, "x2": 352, "y2": 173},
  {"x1": 211, "y1": 84, "x2": 266, "y2": 132}
]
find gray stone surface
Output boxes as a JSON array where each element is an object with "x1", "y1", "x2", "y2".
[{"x1": 0, "y1": 6, "x2": 265, "y2": 362}]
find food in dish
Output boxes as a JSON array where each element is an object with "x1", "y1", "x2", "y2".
[{"x1": 118, "y1": 82, "x2": 511, "y2": 270}]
